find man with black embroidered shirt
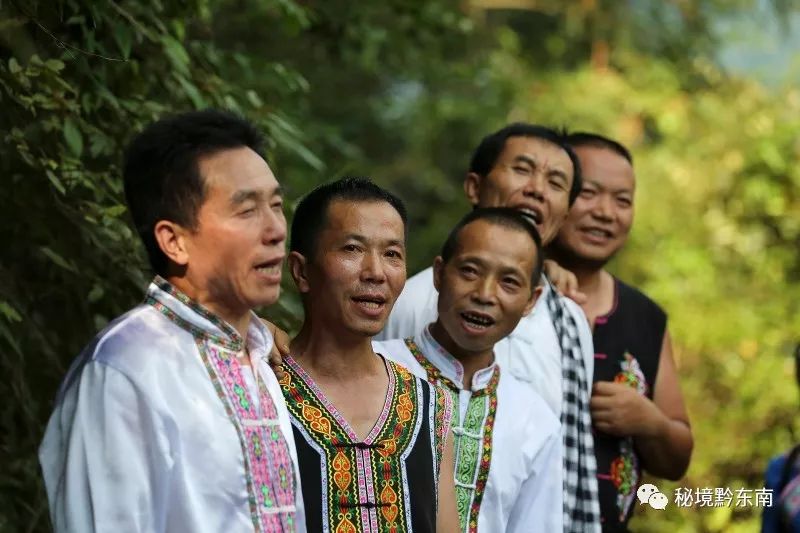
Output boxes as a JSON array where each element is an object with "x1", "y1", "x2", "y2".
[
  {"x1": 549, "y1": 132, "x2": 693, "y2": 531},
  {"x1": 281, "y1": 177, "x2": 459, "y2": 532}
]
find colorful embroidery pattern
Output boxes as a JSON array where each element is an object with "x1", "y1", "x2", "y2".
[
  {"x1": 405, "y1": 338, "x2": 499, "y2": 533},
  {"x1": 281, "y1": 355, "x2": 423, "y2": 533},
  {"x1": 147, "y1": 279, "x2": 296, "y2": 532},
  {"x1": 611, "y1": 352, "x2": 646, "y2": 520}
]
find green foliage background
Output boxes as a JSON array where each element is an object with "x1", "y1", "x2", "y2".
[{"x1": 1, "y1": 1, "x2": 798, "y2": 531}]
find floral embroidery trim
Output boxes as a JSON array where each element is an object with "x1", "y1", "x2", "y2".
[
  {"x1": 405, "y1": 337, "x2": 499, "y2": 533},
  {"x1": 610, "y1": 352, "x2": 647, "y2": 521}
]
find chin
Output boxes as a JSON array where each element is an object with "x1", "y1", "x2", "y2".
[
  {"x1": 249, "y1": 287, "x2": 282, "y2": 308},
  {"x1": 453, "y1": 335, "x2": 494, "y2": 354}
]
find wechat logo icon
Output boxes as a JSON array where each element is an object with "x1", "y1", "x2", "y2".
[{"x1": 637, "y1": 483, "x2": 668, "y2": 510}]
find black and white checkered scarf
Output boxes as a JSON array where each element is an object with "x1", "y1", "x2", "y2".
[{"x1": 545, "y1": 279, "x2": 601, "y2": 532}]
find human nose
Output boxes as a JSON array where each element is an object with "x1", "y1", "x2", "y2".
[
  {"x1": 360, "y1": 249, "x2": 387, "y2": 283},
  {"x1": 262, "y1": 208, "x2": 287, "y2": 247},
  {"x1": 471, "y1": 276, "x2": 497, "y2": 305},
  {"x1": 591, "y1": 194, "x2": 614, "y2": 222},
  {"x1": 521, "y1": 171, "x2": 546, "y2": 201}
]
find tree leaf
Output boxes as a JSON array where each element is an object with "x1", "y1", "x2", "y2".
[
  {"x1": 0, "y1": 301, "x2": 22, "y2": 322},
  {"x1": 63, "y1": 118, "x2": 83, "y2": 157},
  {"x1": 40, "y1": 246, "x2": 76, "y2": 272}
]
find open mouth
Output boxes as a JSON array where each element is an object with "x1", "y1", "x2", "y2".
[
  {"x1": 581, "y1": 226, "x2": 613, "y2": 240},
  {"x1": 460, "y1": 311, "x2": 495, "y2": 330},
  {"x1": 515, "y1": 206, "x2": 543, "y2": 225},
  {"x1": 254, "y1": 256, "x2": 284, "y2": 277},
  {"x1": 351, "y1": 294, "x2": 387, "y2": 312}
]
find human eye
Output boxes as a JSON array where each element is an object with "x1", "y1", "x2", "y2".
[
  {"x1": 385, "y1": 249, "x2": 404, "y2": 259},
  {"x1": 579, "y1": 187, "x2": 596, "y2": 199},
  {"x1": 271, "y1": 197, "x2": 284, "y2": 212},
  {"x1": 343, "y1": 243, "x2": 361, "y2": 253},
  {"x1": 459, "y1": 265, "x2": 478, "y2": 278},
  {"x1": 238, "y1": 204, "x2": 257, "y2": 216},
  {"x1": 512, "y1": 164, "x2": 532, "y2": 176},
  {"x1": 617, "y1": 196, "x2": 632, "y2": 207}
]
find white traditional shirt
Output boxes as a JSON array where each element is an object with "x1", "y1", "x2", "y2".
[
  {"x1": 374, "y1": 327, "x2": 563, "y2": 532},
  {"x1": 377, "y1": 267, "x2": 595, "y2": 415},
  {"x1": 39, "y1": 277, "x2": 306, "y2": 533}
]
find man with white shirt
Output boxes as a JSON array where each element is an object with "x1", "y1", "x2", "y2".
[
  {"x1": 39, "y1": 110, "x2": 305, "y2": 532},
  {"x1": 375, "y1": 207, "x2": 562, "y2": 532},
  {"x1": 378, "y1": 123, "x2": 601, "y2": 532}
]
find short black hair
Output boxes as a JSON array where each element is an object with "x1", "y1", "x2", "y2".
[
  {"x1": 290, "y1": 177, "x2": 408, "y2": 259},
  {"x1": 440, "y1": 207, "x2": 544, "y2": 285},
  {"x1": 565, "y1": 131, "x2": 633, "y2": 164},
  {"x1": 123, "y1": 109, "x2": 265, "y2": 275},
  {"x1": 468, "y1": 123, "x2": 583, "y2": 205}
]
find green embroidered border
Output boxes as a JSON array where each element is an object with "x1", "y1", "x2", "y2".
[{"x1": 404, "y1": 337, "x2": 499, "y2": 533}]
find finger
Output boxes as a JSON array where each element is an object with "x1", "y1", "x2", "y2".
[
  {"x1": 568, "y1": 290, "x2": 588, "y2": 305},
  {"x1": 595, "y1": 422, "x2": 623, "y2": 436},
  {"x1": 275, "y1": 331, "x2": 291, "y2": 356},
  {"x1": 592, "y1": 381, "x2": 618, "y2": 395},
  {"x1": 590, "y1": 395, "x2": 612, "y2": 410}
]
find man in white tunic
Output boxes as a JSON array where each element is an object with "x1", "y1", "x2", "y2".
[
  {"x1": 39, "y1": 110, "x2": 305, "y2": 533},
  {"x1": 375, "y1": 208, "x2": 562, "y2": 532},
  {"x1": 378, "y1": 123, "x2": 601, "y2": 532}
]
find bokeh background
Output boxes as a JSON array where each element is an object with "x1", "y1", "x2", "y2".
[{"x1": 2, "y1": 1, "x2": 799, "y2": 531}]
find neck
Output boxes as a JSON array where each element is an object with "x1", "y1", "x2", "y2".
[
  {"x1": 547, "y1": 248, "x2": 616, "y2": 322},
  {"x1": 291, "y1": 319, "x2": 381, "y2": 380},
  {"x1": 429, "y1": 320, "x2": 494, "y2": 388},
  {"x1": 167, "y1": 275, "x2": 251, "y2": 339}
]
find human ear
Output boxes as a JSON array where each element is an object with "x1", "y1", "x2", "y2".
[
  {"x1": 432, "y1": 256, "x2": 445, "y2": 292},
  {"x1": 288, "y1": 251, "x2": 311, "y2": 293},
  {"x1": 463, "y1": 172, "x2": 483, "y2": 206},
  {"x1": 522, "y1": 285, "x2": 544, "y2": 317},
  {"x1": 154, "y1": 220, "x2": 190, "y2": 267}
]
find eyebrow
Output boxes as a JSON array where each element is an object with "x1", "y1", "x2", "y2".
[
  {"x1": 343, "y1": 234, "x2": 405, "y2": 248},
  {"x1": 514, "y1": 155, "x2": 568, "y2": 180},
  {"x1": 460, "y1": 255, "x2": 527, "y2": 278},
  {"x1": 584, "y1": 178, "x2": 633, "y2": 194},
  {"x1": 230, "y1": 185, "x2": 283, "y2": 206},
  {"x1": 513, "y1": 155, "x2": 536, "y2": 167}
]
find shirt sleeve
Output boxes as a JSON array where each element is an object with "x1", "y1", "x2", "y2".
[
  {"x1": 39, "y1": 362, "x2": 173, "y2": 533},
  {"x1": 505, "y1": 425, "x2": 563, "y2": 533}
]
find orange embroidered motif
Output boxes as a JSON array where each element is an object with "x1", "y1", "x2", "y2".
[
  {"x1": 332, "y1": 450, "x2": 352, "y2": 492},
  {"x1": 378, "y1": 438, "x2": 397, "y2": 458},
  {"x1": 301, "y1": 401, "x2": 333, "y2": 437},
  {"x1": 380, "y1": 483, "x2": 399, "y2": 523},
  {"x1": 396, "y1": 391, "x2": 413, "y2": 423},
  {"x1": 334, "y1": 514, "x2": 358, "y2": 533}
]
